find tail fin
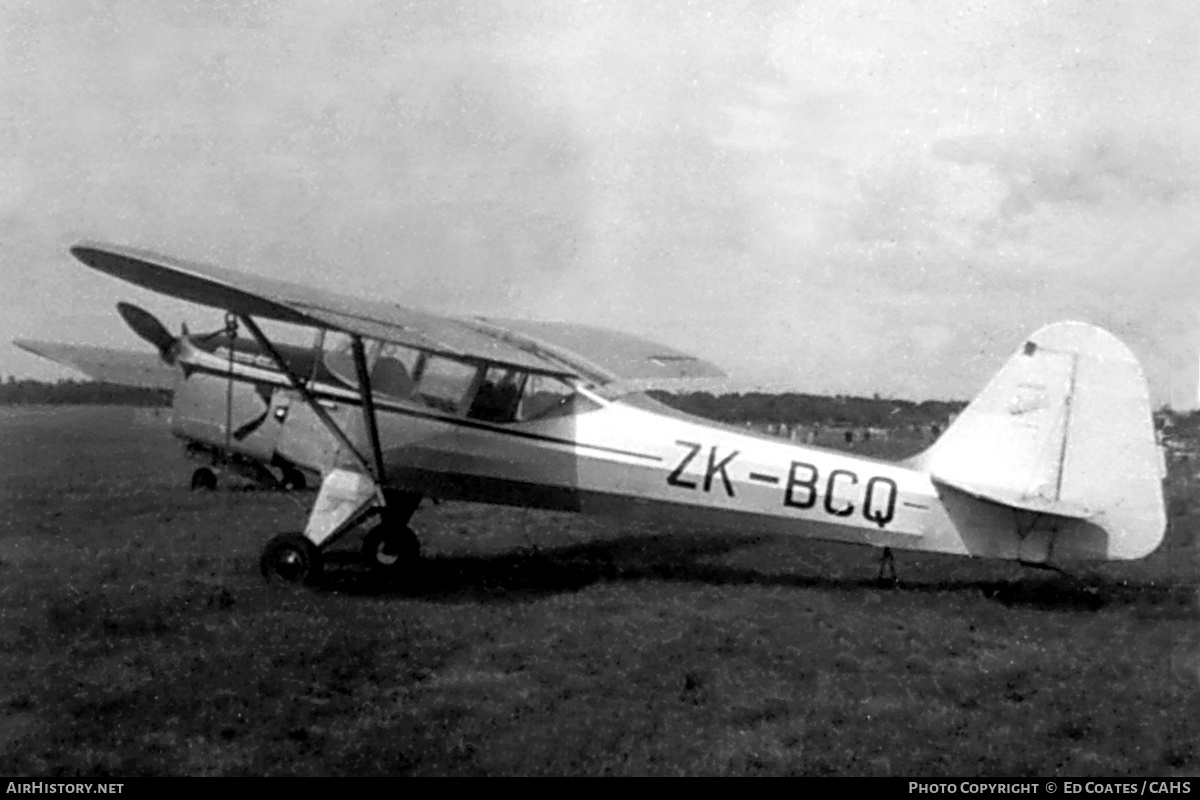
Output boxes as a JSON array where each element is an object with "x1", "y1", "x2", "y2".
[{"x1": 913, "y1": 321, "x2": 1166, "y2": 560}]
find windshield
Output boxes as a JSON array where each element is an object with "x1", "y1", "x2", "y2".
[{"x1": 414, "y1": 355, "x2": 479, "y2": 413}]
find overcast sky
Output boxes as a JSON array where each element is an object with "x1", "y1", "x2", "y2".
[{"x1": 3, "y1": 0, "x2": 1198, "y2": 404}]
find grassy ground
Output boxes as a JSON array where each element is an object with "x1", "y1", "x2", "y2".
[{"x1": 1, "y1": 406, "x2": 1199, "y2": 776}]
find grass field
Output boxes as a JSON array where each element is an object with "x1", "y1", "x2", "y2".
[{"x1": 2, "y1": 405, "x2": 1200, "y2": 776}]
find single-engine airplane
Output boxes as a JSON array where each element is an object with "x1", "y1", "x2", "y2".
[{"x1": 51, "y1": 241, "x2": 1166, "y2": 585}]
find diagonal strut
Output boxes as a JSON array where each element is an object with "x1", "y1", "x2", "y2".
[
  {"x1": 237, "y1": 315, "x2": 378, "y2": 489},
  {"x1": 350, "y1": 334, "x2": 388, "y2": 490}
]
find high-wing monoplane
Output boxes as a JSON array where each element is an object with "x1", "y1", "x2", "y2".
[{"x1": 47, "y1": 242, "x2": 1168, "y2": 585}]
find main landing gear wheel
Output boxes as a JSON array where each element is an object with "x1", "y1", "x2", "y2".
[
  {"x1": 191, "y1": 467, "x2": 217, "y2": 491},
  {"x1": 260, "y1": 533, "x2": 323, "y2": 584},
  {"x1": 279, "y1": 468, "x2": 307, "y2": 492},
  {"x1": 361, "y1": 525, "x2": 421, "y2": 576}
]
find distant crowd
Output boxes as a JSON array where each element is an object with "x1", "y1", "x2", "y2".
[{"x1": 649, "y1": 390, "x2": 965, "y2": 431}]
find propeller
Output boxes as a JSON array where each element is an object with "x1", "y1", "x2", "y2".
[{"x1": 117, "y1": 302, "x2": 178, "y2": 363}]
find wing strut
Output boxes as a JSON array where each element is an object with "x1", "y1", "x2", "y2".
[{"x1": 350, "y1": 335, "x2": 388, "y2": 489}]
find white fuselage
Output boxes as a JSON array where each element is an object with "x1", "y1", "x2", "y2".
[
  {"x1": 359, "y1": 390, "x2": 1109, "y2": 565},
  {"x1": 168, "y1": 338, "x2": 1112, "y2": 565}
]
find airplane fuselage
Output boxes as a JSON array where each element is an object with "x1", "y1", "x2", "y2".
[
  {"x1": 160, "y1": 333, "x2": 1122, "y2": 566},
  {"x1": 340, "y1": 388, "x2": 1112, "y2": 566},
  {"x1": 150, "y1": 317, "x2": 1143, "y2": 571}
]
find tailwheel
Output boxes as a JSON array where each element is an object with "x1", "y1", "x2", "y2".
[
  {"x1": 260, "y1": 533, "x2": 323, "y2": 584},
  {"x1": 191, "y1": 467, "x2": 217, "y2": 491},
  {"x1": 361, "y1": 524, "x2": 421, "y2": 577},
  {"x1": 875, "y1": 546, "x2": 899, "y2": 587}
]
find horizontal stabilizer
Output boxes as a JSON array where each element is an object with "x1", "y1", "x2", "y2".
[
  {"x1": 930, "y1": 477, "x2": 1094, "y2": 520},
  {"x1": 13, "y1": 339, "x2": 177, "y2": 390}
]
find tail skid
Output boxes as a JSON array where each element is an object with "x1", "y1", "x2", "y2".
[{"x1": 913, "y1": 322, "x2": 1166, "y2": 561}]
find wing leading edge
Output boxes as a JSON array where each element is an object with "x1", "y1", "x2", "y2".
[
  {"x1": 70, "y1": 243, "x2": 557, "y2": 374},
  {"x1": 70, "y1": 242, "x2": 725, "y2": 387}
]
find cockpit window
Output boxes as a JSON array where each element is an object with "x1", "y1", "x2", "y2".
[
  {"x1": 372, "y1": 343, "x2": 420, "y2": 399},
  {"x1": 468, "y1": 366, "x2": 526, "y2": 422},
  {"x1": 464, "y1": 370, "x2": 596, "y2": 423},
  {"x1": 321, "y1": 336, "x2": 422, "y2": 397},
  {"x1": 414, "y1": 355, "x2": 478, "y2": 413},
  {"x1": 321, "y1": 333, "x2": 379, "y2": 390},
  {"x1": 320, "y1": 334, "x2": 596, "y2": 422}
]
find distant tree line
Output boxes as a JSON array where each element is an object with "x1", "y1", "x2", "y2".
[
  {"x1": 0, "y1": 378, "x2": 961, "y2": 427},
  {"x1": 6, "y1": 377, "x2": 1189, "y2": 435},
  {"x1": 650, "y1": 391, "x2": 966, "y2": 430},
  {"x1": 0, "y1": 377, "x2": 171, "y2": 407}
]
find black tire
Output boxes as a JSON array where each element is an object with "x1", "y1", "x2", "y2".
[
  {"x1": 191, "y1": 467, "x2": 217, "y2": 491},
  {"x1": 260, "y1": 533, "x2": 322, "y2": 584},
  {"x1": 280, "y1": 469, "x2": 307, "y2": 492},
  {"x1": 361, "y1": 525, "x2": 421, "y2": 574}
]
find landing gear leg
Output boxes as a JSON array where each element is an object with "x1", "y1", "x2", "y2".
[
  {"x1": 875, "y1": 547, "x2": 898, "y2": 586},
  {"x1": 362, "y1": 524, "x2": 421, "y2": 577},
  {"x1": 242, "y1": 319, "x2": 406, "y2": 588},
  {"x1": 362, "y1": 490, "x2": 423, "y2": 578}
]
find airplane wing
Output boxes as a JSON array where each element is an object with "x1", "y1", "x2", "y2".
[
  {"x1": 70, "y1": 242, "x2": 726, "y2": 388},
  {"x1": 13, "y1": 339, "x2": 177, "y2": 390}
]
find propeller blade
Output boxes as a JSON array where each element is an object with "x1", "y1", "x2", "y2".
[{"x1": 117, "y1": 302, "x2": 176, "y2": 362}]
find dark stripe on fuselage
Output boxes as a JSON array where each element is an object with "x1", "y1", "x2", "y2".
[
  {"x1": 184, "y1": 361, "x2": 663, "y2": 463},
  {"x1": 386, "y1": 465, "x2": 924, "y2": 554},
  {"x1": 389, "y1": 465, "x2": 589, "y2": 512}
]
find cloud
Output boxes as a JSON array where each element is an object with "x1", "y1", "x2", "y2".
[
  {"x1": 3, "y1": 0, "x2": 1200, "y2": 401},
  {"x1": 932, "y1": 133, "x2": 1194, "y2": 220}
]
